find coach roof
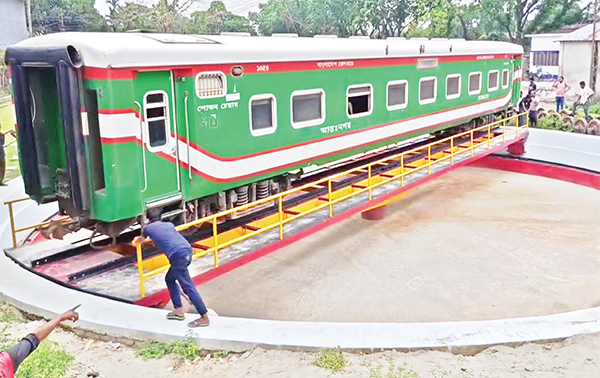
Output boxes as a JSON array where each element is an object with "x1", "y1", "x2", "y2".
[{"x1": 12, "y1": 32, "x2": 524, "y2": 69}]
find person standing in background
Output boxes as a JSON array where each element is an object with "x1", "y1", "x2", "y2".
[
  {"x1": 570, "y1": 81, "x2": 595, "y2": 120},
  {"x1": 552, "y1": 76, "x2": 571, "y2": 112},
  {"x1": 529, "y1": 93, "x2": 539, "y2": 127}
]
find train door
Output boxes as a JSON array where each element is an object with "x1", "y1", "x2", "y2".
[{"x1": 134, "y1": 71, "x2": 181, "y2": 205}]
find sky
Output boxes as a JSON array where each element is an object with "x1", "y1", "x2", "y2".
[{"x1": 94, "y1": 0, "x2": 266, "y2": 17}]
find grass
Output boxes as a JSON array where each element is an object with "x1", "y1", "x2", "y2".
[
  {"x1": 315, "y1": 347, "x2": 346, "y2": 373},
  {"x1": 136, "y1": 338, "x2": 202, "y2": 362},
  {"x1": 369, "y1": 363, "x2": 420, "y2": 378},
  {"x1": 368, "y1": 364, "x2": 453, "y2": 378},
  {"x1": 136, "y1": 341, "x2": 171, "y2": 359},
  {"x1": 537, "y1": 115, "x2": 574, "y2": 132},
  {"x1": 1, "y1": 102, "x2": 20, "y2": 183},
  {"x1": 0, "y1": 338, "x2": 73, "y2": 378}
]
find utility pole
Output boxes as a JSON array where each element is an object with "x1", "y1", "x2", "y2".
[
  {"x1": 26, "y1": 0, "x2": 33, "y2": 37},
  {"x1": 591, "y1": 0, "x2": 598, "y2": 92}
]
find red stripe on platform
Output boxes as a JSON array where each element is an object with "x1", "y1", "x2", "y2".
[
  {"x1": 471, "y1": 156, "x2": 600, "y2": 190},
  {"x1": 134, "y1": 136, "x2": 527, "y2": 308}
]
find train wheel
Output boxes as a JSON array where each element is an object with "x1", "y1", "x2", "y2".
[
  {"x1": 538, "y1": 110, "x2": 548, "y2": 120},
  {"x1": 587, "y1": 119, "x2": 600, "y2": 135},
  {"x1": 562, "y1": 116, "x2": 574, "y2": 130},
  {"x1": 573, "y1": 117, "x2": 588, "y2": 133},
  {"x1": 537, "y1": 107, "x2": 546, "y2": 114},
  {"x1": 559, "y1": 109, "x2": 570, "y2": 117}
]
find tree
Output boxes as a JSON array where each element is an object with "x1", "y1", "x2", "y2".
[
  {"x1": 110, "y1": 2, "x2": 154, "y2": 32},
  {"x1": 187, "y1": 1, "x2": 253, "y2": 34},
  {"x1": 150, "y1": 0, "x2": 201, "y2": 33},
  {"x1": 32, "y1": 0, "x2": 107, "y2": 34},
  {"x1": 479, "y1": 0, "x2": 585, "y2": 46}
]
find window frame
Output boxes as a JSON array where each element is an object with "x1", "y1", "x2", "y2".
[
  {"x1": 195, "y1": 71, "x2": 227, "y2": 99},
  {"x1": 290, "y1": 88, "x2": 326, "y2": 129},
  {"x1": 502, "y1": 69, "x2": 510, "y2": 89},
  {"x1": 386, "y1": 80, "x2": 409, "y2": 111},
  {"x1": 445, "y1": 74, "x2": 461, "y2": 100},
  {"x1": 488, "y1": 70, "x2": 500, "y2": 92},
  {"x1": 418, "y1": 76, "x2": 437, "y2": 105},
  {"x1": 142, "y1": 90, "x2": 171, "y2": 153},
  {"x1": 468, "y1": 72, "x2": 482, "y2": 96},
  {"x1": 249, "y1": 93, "x2": 278, "y2": 137},
  {"x1": 346, "y1": 83, "x2": 373, "y2": 119}
]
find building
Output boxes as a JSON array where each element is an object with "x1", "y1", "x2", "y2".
[
  {"x1": 0, "y1": 0, "x2": 28, "y2": 49},
  {"x1": 558, "y1": 22, "x2": 600, "y2": 92},
  {"x1": 524, "y1": 33, "x2": 566, "y2": 78}
]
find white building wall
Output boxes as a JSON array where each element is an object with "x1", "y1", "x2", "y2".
[
  {"x1": 0, "y1": 0, "x2": 28, "y2": 49},
  {"x1": 560, "y1": 41, "x2": 600, "y2": 97},
  {"x1": 528, "y1": 34, "x2": 564, "y2": 76}
]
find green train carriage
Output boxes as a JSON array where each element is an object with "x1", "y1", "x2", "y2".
[{"x1": 5, "y1": 32, "x2": 523, "y2": 237}]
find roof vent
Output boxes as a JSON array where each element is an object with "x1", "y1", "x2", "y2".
[
  {"x1": 272, "y1": 33, "x2": 298, "y2": 38},
  {"x1": 349, "y1": 36, "x2": 370, "y2": 39},
  {"x1": 314, "y1": 35, "x2": 338, "y2": 39},
  {"x1": 410, "y1": 37, "x2": 429, "y2": 41},
  {"x1": 449, "y1": 38, "x2": 466, "y2": 41},
  {"x1": 430, "y1": 38, "x2": 448, "y2": 41},
  {"x1": 220, "y1": 32, "x2": 250, "y2": 37}
]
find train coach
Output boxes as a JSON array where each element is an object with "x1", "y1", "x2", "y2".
[{"x1": 5, "y1": 32, "x2": 523, "y2": 238}]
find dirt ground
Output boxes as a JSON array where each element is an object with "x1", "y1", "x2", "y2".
[{"x1": 1, "y1": 313, "x2": 599, "y2": 378}]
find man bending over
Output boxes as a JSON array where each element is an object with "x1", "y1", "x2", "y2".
[{"x1": 135, "y1": 209, "x2": 210, "y2": 328}]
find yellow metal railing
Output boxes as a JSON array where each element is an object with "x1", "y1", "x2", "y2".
[
  {"x1": 4, "y1": 198, "x2": 67, "y2": 248},
  {"x1": 134, "y1": 112, "x2": 529, "y2": 297}
]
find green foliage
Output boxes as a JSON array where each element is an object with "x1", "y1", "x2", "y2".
[
  {"x1": 589, "y1": 103, "x2": 600, "y2": 116},
  {"x1": 137, "y1": 338, "x2": 201, "y2": 362},
  {"x1": 169, "y1": 338, "x2": 201, "y2": 361},
  {"x1": 136, "y1": 341, "x2": 171, "y2": 359},
  {"x1": 537, "y1": 115, "x2": 574, "y2": 132},
  {"x1": 369, "y1": 363, "x2": 420, "y2": 378},
  {"x1": 214, "y1": 349, "x2": 229, "y2": 357},
  {"x1": 187, "y1": 1, "x2": 253, "y2": 34},
  {"x1": 32, "y1": 0, "x2": 107, "y2": 34},
  {"x1": 0, "y1": 338, "x2": 73, "y2": 378},
  {"x1": 314, "y1": 347, "x2": 346, "y2": 373},
  {"x1": 15, "y1": 342, "x2": 74, "y2": 378}
]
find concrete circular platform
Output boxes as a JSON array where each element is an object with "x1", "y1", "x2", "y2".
[{"x1": 198, "y1": 166, "x2": 600, "y2": 323}]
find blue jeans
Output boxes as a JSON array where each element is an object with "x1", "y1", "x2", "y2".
[
  {"x1": 556, "y1": 97, "x2": 565, "y2": 112},
  {"x1": 571, "y1": 102, "x2": 590, "y2": 120},
  {"x1": 165, "y1": 249, "x2": 208, "y2": 316}
]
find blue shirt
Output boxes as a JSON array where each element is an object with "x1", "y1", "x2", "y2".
[{"x1": 142, "y1": 221, "x2": 191, "y2": 259}]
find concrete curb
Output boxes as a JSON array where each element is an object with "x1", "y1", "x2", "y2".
[{"x1": 1, "y1": 129, "x2": 599, "y2": 352}]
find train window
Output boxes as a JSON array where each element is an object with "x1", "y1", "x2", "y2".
[
  {"x1": 446, "y1": 74, "x2": 461, "y2": 100},
  {"x1": 347, "y1": 84, "x2": 373, "y2": 118},
  {"x1": 196, "y1": 71, "x2": 227, "y2": 99},
  {"x1": 250, "y1": 94, "x2": 277, "y2": 136},
  {"x1": 468, "y1": 72, "x2": 482, "y2": 95},
  {"x1": 143, "y1": 91, "x2": 170, "y2": 152},
  {"x1": 387, "y1": 80, "x2": 408, "y2": 111},
  {"x1": 291, "y1": 89, "x2": 325, "y2": 128},
  {"x1": 419, "y1": 77, "x2": 437, "y2": 105},
  {"x1": 488, "y1": 70, "x2": 499, "y2": 92},
  {"x1": 502, "y1": 69, "x2": 510, "y2": 89}
]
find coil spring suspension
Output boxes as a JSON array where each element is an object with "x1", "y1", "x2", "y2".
[
  {"x1": 256, "y1": 181, "x2": 270, "y2": 200},
  {"x1": 235, "y1": 186, "x2": 249, "y2": 206}
]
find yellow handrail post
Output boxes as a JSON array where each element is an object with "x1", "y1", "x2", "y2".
[
  {"x1": 278, "y1": 195, "x2": 284, "y2": 240},
  {"x1": 368, "y1": 165, "x2": 373, "y2": 200},
  {"x1": 7, "y1": 202, "x2": 17, "y2": 248},
  {"x1": 503, "y1": 117, "x2": 507, "y2": 143},
  {"x1": 470, "y1": 130, "x2": 474, "y2": 157},
  {"x1": 212, "y1": 216, "x2": 219, "y2": 267},
  {"x1": 400, "y1": 155, "x2": 405, "y2": 186},
  {"x1": 327, "y1": 179, "x2": 333, "y2": 217},
  {"x1": 427, "y1": 145, "x2": 432, "y2": 175},
  {"x1": 450, "y1": 137, "x2": 455, "y2": 165},
  {"x1": 487, "y1": 124, "x2": 491, "y2": 149},
  {"x1": 136, "y1": 242, "x2": 146, "y2": 298}
]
